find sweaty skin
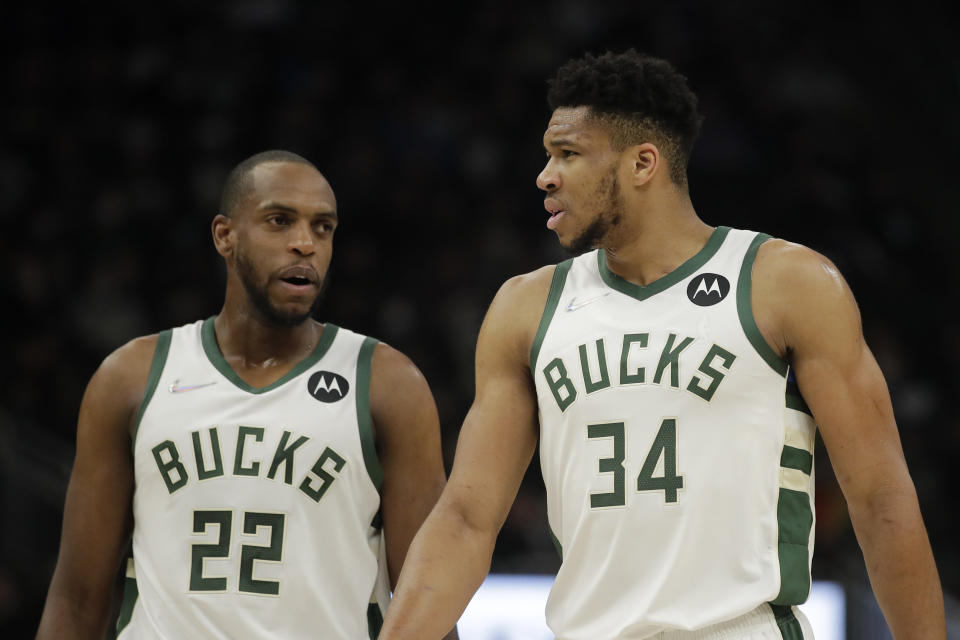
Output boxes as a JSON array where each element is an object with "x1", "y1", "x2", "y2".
[{"x1": 378, "y1": 108, "x2": 944, "y2": 639}]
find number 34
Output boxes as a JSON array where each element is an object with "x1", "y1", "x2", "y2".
[{"x1": 588, "y1": 418, "x2": 683, "y2": 507}]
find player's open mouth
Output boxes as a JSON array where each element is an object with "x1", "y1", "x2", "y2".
[
  {"x1": 277, "y1": 265, "x2": 319, "y2": 291},
  {"x1": 277, "y1": 277, "x2": 317, "y2": 295},
  {"x1": 544, "y1": 198, "x2": 566, "y2": 230}
]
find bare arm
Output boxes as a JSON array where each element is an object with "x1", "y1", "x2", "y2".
[
  {"x1": 369, "y1": 342, "x2": 457, "y2": 638},
  {"x1": 378, "y1": 267, "x2": 553, "y2": 640},
  {"x1": 35, "y1": 336, "x2": 156, "y2": 640},
  {"x1": 754, "y1": 241, "x2": 944, "y2": 639}
]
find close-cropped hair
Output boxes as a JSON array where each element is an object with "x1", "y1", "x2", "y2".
[
  {"x1": 219, "y1": 149, "x2": 317, "y2": 217},
  {"x1": 547, "y1": 49, "x2": 704, "y2": 187}
]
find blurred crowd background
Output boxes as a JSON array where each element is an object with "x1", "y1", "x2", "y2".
[{"x1": 2, "y1": 1, "x2": 958, "y2": 637}]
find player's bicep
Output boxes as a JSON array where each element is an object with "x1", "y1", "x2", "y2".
[
  {"x1": 773, "y1": 249, "x2": 908, "y2": 501},
  {"x1": 444, "y1": 379, "x2": 539, "y2": 534},
  {"x1": 371, "y1": 343, "x2": 448, "y2": 587},
  {"x1": 794, "y1": 332, "x2": 906, "y2": 500},
  {"x1": 441, "y1": 280, "x2": 542, "y2": 535},
  {"x1": 47, "y1": 339, "x2": 152, "y2": 605}
]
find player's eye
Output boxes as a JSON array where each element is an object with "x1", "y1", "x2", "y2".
[{"x1": 562, "y1": 149, "x2": 577, "y2": 158}]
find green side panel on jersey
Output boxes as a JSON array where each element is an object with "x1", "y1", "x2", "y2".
[
  {"x1": 780, "y1": 446, "x2": 813, "y2": 474},
  {"x1": 115, "y1": 573, "x2": 139, "y2": 634},
  {"x1": 530, "y1": 259, "x2": 573, "y2": 372},
  {"x1": 769, "y1": 604, "x2": 805, "y2": 640},
  {"x1": 597, "y1": 226, "x2": 730, "y2": 301},
  {"x1": 357, "y1": 337, "x2": 383, "y2": 490},
  {"x1": 785, "y1": 378, "x2": 812, "y2": 416},
  {"x1": 201, "y1": 317, "x2": 339, "y2": 394},
  {"x1": 367, "y1": 603, "x2": 384, "y2": 639},
  {"x1": 772, "y1": 488, "x2": 813, "y2": 605},
  {"x1": 548, "y1": 526, "x2": 562, "y2": 558},
  {"x1": 132, "y1": 329, "x2": 173, "y2": 446},
  {"x1": 736, "y1": 233, "x2": 789, "y2": 377}
]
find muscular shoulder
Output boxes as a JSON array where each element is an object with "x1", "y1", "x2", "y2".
[
  {"x1": 369, "y1": 341, "x2": 428, "y2": 397},
  {"x1": 754, "y1": 239, "x2": 848, "y2": 296},
  {"x1": 496, "y1": 264, "x2": 557, "y2": 303},
  {"x1": 368, "y1": 341, "x2": 440, "y2": 449},
  {"x1": 753, "y1": 239, "x2": 860, "y2": 356},
  {"x1": 89, "y1": 334, "x2": 163, "y2": 425},
  {"x1": 483, "y1": 264, "x2": 559, "y2": 358}
]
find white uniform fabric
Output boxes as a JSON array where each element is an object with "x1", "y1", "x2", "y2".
[
  {"x1": 117, "y1": 319, "x2": 389, "y2": 639},
  {"x1": 656, "y1": 603, "x2": 814, "y2": 639},
  {"x1": 531, "y1": 227, "x2": 816, "y2": 639}
]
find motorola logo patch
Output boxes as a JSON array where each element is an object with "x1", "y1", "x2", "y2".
[
  {"x1": 686, "y1": 273, "x2": 730, "y2": 306},
  {"x1": 307, "y1": 371, "x2": 350, "y2": 403}
]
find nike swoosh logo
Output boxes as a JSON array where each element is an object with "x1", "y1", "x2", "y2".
[
  {"x1": 566, "y1": 292, "x2": 611, "y2": 312},
  {"x1": 168, "y1": 379, "x2": 218, "y2": 393}
]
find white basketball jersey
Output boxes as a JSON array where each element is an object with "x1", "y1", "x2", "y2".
[
  {"x1": 531, "y1": 227, "x2": 816, "y2": 640},
  {"x1": 116, "y1": 319, "x2": 390, "y2": 640}
]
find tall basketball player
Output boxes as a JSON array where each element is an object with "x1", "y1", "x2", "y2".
[
  {"x1": 36, "y1": 151, "x2": 456, "y2": 639},
  {"x1": 379, "y1": 51, "x2": 944, "y2": 639}
]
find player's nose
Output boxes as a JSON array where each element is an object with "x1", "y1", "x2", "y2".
[
  {"x1": 288, "y1": 220, "x2": 316, "y2": 255},
  {"x1": 536, "y1": 160, "x2": 560, "y2": 192}
]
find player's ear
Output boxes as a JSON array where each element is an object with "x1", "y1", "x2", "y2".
[
  {"x1": 626, "y1": 142, "x2": 660, "y2": 187},
  {"x1": 211, "y1": 214, "x2": 236, "y2": 258}
]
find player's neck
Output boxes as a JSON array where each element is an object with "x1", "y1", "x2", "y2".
[
  {"x1": 602, "y1": 197, "x2": 713, "y2": 287},
  {"x1": 212, "y1": 306, "x2": 321, "y2": 371}
]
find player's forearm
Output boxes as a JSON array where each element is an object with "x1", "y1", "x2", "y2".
[
  {"x1": 36, "y1": 589, "x2": 111, "y2": 640},
  {"x1": 380, "y1": 503, "x2": 497, "y2": 639},
  {"x1": 848, "y1": 486, "x2": 945, "y2": 639}
]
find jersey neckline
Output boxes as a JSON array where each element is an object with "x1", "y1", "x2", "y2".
[
  {"x1": 200, "y1": 316, "x2": 340, "y2": 394},
  {"x1": 597, "y1": 226, "x2": 731, "y2": 302}
]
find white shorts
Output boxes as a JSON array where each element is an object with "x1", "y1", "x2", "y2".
[{"x1": 654, "y1": 603, "x2": 814, "y2": 639}]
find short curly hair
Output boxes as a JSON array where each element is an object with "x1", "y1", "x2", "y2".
[{"x1": 547, "y1": 49, "x2": 703, "y2": 187}]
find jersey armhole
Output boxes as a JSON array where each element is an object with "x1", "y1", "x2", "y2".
[
  {"x1": 356, "y1": 336, "x2": 383, "y2": 491},
  {"x1": 529, "y1": 259, "x2": 574, "y2": 372},
  {"x1": 132, "y1": 329, "x2": 173, "y2": 447},
  {"x1": 736, "y1": 233, "x2": 789, "y2": 377}
]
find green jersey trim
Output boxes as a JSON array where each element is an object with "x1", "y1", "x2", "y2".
[
  {"x1": 367, "y1": 602, "x2": 384, "y2": 640},
  {"x1": 736, "y1": 233, "x2": 789, "y2": 377},
  {"x1": 769, "y1": 604, "x2": 805, "y2": 639},
  {"x1": 785, "y1": 378, "x2": 812, "y2": 415},
  {"x1": 780, "y1": 446, "x2": 813, "y2": 475},
  {"x1": 596, "y1": 226, "x2": 731, "y2": 301},
  {"x1": 356, "y1": 337, "x2": 383, "y2": 490},
  {"x1": 529, "y1": 260, "x2": 574, "y2": 371},
  {"x1": 133, "y1": 330, "x2": 173, "y2": 446},
  {"x1": 772, "y1": 370, "x2": 816, "y2": 606},
  {"x1": 115, "y1": 559, "x2": 138, "y2": 634},
  {"x1": 771, "y1": 487, "x2": 813, "y2": 605},
  {"x1": 548, "y1": 526, "x2": 563, "y2": 558},
  {"x1": 200, "y1": 317, "x2": 339, "y2": 394}
]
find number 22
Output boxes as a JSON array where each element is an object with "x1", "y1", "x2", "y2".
[{"x1": 190, "y1": 510, "x2": 285, "y2": 595}]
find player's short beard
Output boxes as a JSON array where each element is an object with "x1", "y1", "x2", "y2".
[
  {"x1": 235, "y1": 247, "x2": 326, "y2": 327},
  {"x1": 562, "y1": 168, "x2": 624, "y2": 256}
]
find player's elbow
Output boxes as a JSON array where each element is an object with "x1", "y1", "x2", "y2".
[
  {"x1": 436, "y1": 487, "x2": 503, "y2": 552},
  {"x1": 845, "y1": 473, "x2": 924, "y2": 536}
]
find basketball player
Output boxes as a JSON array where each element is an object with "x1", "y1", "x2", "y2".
[
  {"x1": 378, "y1": 51, "x2": 945, "y2": 639},
  {"x1": 36, "y1": 150, "x2": 456, "y2": 639}
]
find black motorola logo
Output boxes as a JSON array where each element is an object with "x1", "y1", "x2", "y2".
[
  {"x1": 307, "y1": 371, "x2": 350, "y2": 403},
  {"x1": 687, "y1": 273, "x2": 730, "y2": 306}
]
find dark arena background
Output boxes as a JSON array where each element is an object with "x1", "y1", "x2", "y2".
[{"x1": 2, "y1": 1, "x2": 958, "y2": 638}]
